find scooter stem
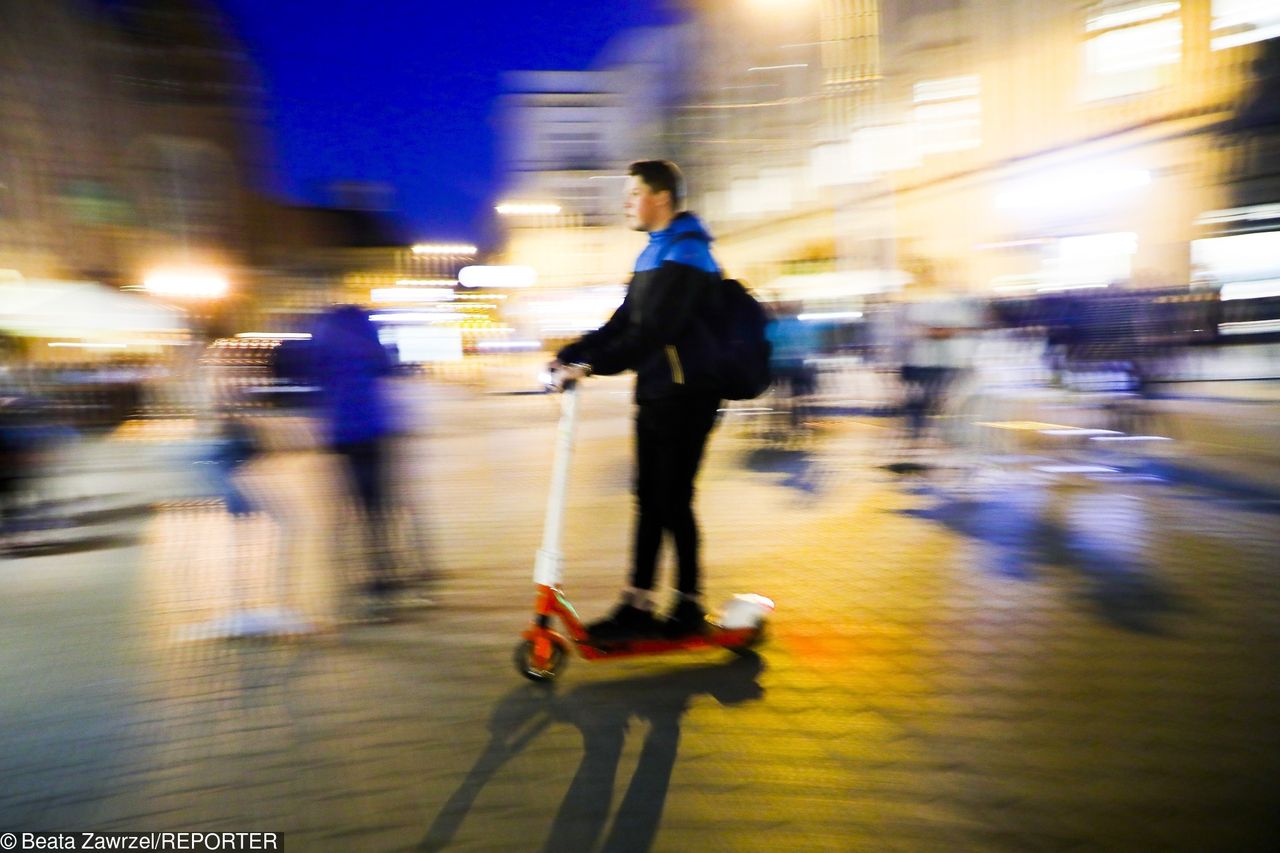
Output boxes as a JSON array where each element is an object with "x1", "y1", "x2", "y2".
[{"x1": 534, "y1": 380, "x2": 579, "y2": 587}]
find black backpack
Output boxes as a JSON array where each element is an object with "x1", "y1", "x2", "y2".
[
  {"x1": 659, "y1": 233, "x2": 772, "y2": 400},
  {"x1": 711, "y1": 278, "x2": 773, "y2": 400}
]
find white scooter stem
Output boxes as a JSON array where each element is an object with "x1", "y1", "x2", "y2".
[{"x1": 533, "y1": 379, "x2": 580, "y2": 587}]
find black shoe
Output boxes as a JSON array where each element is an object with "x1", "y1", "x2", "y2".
[
  {"x1": 663, "y1": 598, "x2": 708, "y2": 638},
  {"x1": 587, "y1": 603, "x2": 660, "y2": 642}
]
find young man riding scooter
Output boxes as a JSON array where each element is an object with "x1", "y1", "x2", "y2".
[{"x1": 547, "y1": 160, "x2": 724, "y2": 641}]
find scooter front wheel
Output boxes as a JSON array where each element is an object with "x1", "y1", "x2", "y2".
[{"x1": 514, "y1": 637, "x2": 569, "y2": 682}]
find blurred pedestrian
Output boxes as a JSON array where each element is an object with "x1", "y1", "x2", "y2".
[
  {"x1": 766, "y1": 302, "x2": 819, "y2": 432},
  {"x1": 897, "y1": 291, "x2": 985, "y2": 450},
  {"x1": 0, "y1": 340, "x2": 26, "y2": 549},
  {"x1": 309, "y1": 305, "x2": 399, "y2": 619},
  {"x1": 547, "y1": 160, "x2": 725, "y2": 640},
  {"x1": 204, "y1": 406, "x2": 259, "y2": 518},
  {"x1": 0, "y1": 339, "x2": 62, "y2": 552}
]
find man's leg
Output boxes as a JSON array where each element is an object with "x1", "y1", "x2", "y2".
[
  {"x1": 631, "y1": 405, "x2": 664, "y2": 594},
  {"x1": 340, "y1": 440, "x2": 395, "y2": 602},
  {"x1": 663, "y1": 396, "x2": 720, "y2": 636},
  {"x1": 585, "y1": 405, "x2": 665, "y2": 639},
  {"x1": 667, "y1": 397, "x2": 720, "y2": 596}
]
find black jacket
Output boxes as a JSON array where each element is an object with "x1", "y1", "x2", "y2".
[{"x1": 557, "y1": 213, "x2": 723, "y2": 402}]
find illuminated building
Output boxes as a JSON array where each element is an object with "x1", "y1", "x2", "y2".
[
  {"x1": 678, "y1": 0, "x2": 1280, "y2": 300},
  {"x1": 675, "y1": 0, "x2": 884, "y2": 297},
  {"x1": 490, "y1": 0, "x2": 1280, "y2": 338}
]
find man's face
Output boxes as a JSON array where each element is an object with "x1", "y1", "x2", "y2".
[{"x1": 623, "y1": 175, "x2": 670, "y2": 232}]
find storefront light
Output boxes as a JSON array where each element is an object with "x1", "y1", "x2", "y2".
[
  {"x1": 370, "y1": 312, "x2": 466, "y2": 323},
  {"x1": 371, "y1": 288, "x2": 454, "y2": 303},
  {"x1": 411, "y1": 243, "x2": 476, "y2": 256},
  {"x1": 1192, "y1": 232, "x2": 1280, "y2": 298},
  {"x1": 48, "y1": 341, "x2": 128, "y2": 349},
  {"x1": 459, "y1": 265, "x2": 537, "y2": 288}
]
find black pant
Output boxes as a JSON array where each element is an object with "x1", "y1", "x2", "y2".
[
  {"x1": 631, "y1": 395, "x2": 721, "y2": 596},
  {"x1": 334, "y1": 438, "x2": 394, "y2": 595}
]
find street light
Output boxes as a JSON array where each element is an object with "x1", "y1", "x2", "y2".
[
  {"x1": 411, "y1": 243, "x2": 477, "y2": 256},
  {"x1": 143, "y1": 268, "x2": 229, "y2": 299}
]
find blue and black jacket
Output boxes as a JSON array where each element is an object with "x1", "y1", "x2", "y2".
[{"x1": 557, "y1": 212, "x2": 723, "y2": 403}]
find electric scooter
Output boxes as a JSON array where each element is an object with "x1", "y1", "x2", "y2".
[{"x1": 515, "y1": 377, "x2": 774, "y2": 682}]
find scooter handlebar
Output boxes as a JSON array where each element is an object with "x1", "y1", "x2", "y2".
[{"x1": 541, "y1": 368, "x2": 579, "y2": 394}]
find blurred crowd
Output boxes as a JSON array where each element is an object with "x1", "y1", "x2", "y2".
[{"x1": 4, "y1": 281, "x2": 1277, "y2": 622}]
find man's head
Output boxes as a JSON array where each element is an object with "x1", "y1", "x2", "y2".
[{"x1": 624, "y1": 160, "x2": 685, "y2": 232}]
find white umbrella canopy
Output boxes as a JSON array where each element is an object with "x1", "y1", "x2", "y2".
[{"x1": 0, "y1": 280, "x2": 188, "y2": 338}]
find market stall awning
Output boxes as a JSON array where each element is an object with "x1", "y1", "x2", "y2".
[{"x1": 0, "y1": 280, "x2": 187, "y2": 338}]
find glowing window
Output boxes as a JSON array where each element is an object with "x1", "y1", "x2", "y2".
[
  {"x1": 912, "y1": 75, "x2": 981, "y2": 154},
  {"x1": 1212, "y1": 0, "x2": 1280, "y2": 50},
  {"x1": 1082, "y1": 2, "x2": 1182, "y2": 101}
]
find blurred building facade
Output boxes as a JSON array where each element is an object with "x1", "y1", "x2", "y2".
[
  {"x1": 676, "y1": 0, "x2": 887, "y2": 304},
  {"x1": 495, "y1": 27, "x2": 695, "y2": 294},
  {"x1": 867, "y1": 0, "x2": 1276, "y2": 300},
  {"x1": 0, "y1": 0, "x2": 265, "y2": 287},
  {"x1": 0, "y1": 1, "x2": 445, "y2": 343},
  {"x1": 678, "y1": 0, "x2": 1280, "y2": 305},
  {"x1": 495, "y1": 0, "x2": 1280, "y2": 323}
]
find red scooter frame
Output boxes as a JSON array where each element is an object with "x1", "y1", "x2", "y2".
[
  {"x1": 518, "y1": 583, "x2": 765, "y2": 678},
  {"x1": 514, "y1": 378, "x2": 770, "y2": 682}
]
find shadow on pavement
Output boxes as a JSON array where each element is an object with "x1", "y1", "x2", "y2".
[
  {"x1": 743, "y1": 446, "x2": 820, "y2": 494},
  {"x1": 418, "y1": 653, "x2": 765, "y2": 853},
  {"x1": 899, "y1": 486, "x2": 1188, "y2": 634}
]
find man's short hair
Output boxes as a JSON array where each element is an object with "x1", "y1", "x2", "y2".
[{"x1": 629, "y1": 160, "x2": 685, "y2": 209}]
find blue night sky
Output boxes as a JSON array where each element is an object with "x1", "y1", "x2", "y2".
[{"x1": 216, "y1": 0, "x2": 680, "y2": 247}]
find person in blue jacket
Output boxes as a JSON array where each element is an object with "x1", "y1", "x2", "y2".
[
  {"x1": 310, "y1": 304, "x2": 398, "y2": 613},
  {"x1": 549, "y1": 160, "x2": 725, "y2": 640}
]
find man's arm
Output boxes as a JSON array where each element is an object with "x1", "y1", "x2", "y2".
[
  {"x1": 575, "y1": 262, "x2": 708, "y2": 376},
  {"x1": 554, "y1": 293, "x2": 632, "y2": 372}
]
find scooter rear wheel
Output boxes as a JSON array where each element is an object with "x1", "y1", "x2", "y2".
[{"x1": 514, "y1": 637, "x2": 568, "y2": 682}]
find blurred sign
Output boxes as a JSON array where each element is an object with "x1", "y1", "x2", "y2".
[
  {"x1": 459, "y1": 265, "x2": 537, "y2": 288},
  {"x1": 377, "y1": 325, "x2": 463, "y2": 363}
]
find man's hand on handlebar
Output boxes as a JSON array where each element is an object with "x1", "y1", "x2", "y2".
[{"x1": 543, "y1": 361, "x2": 590, "y2": 392}]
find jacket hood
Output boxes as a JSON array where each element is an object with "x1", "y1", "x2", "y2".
[{"x1": 635, "y1": 212, "x2": 719, "y2": 274}]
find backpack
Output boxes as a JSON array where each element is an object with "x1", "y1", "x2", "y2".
[
  {"x1": 659, "y1": 232, "x2": 772, "y2": 400},
  {"x1": 711, "y1": 278, "x2": 773, "y2": 400}
]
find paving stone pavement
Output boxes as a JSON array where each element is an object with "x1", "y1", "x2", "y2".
[{"x1": 1, "y1": 374, "x2": 1278, "y2": 851}]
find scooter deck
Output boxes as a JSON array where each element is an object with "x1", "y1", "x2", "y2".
[{"x1": 575, "y1": 626, "x2": 759, "y2": 660}]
